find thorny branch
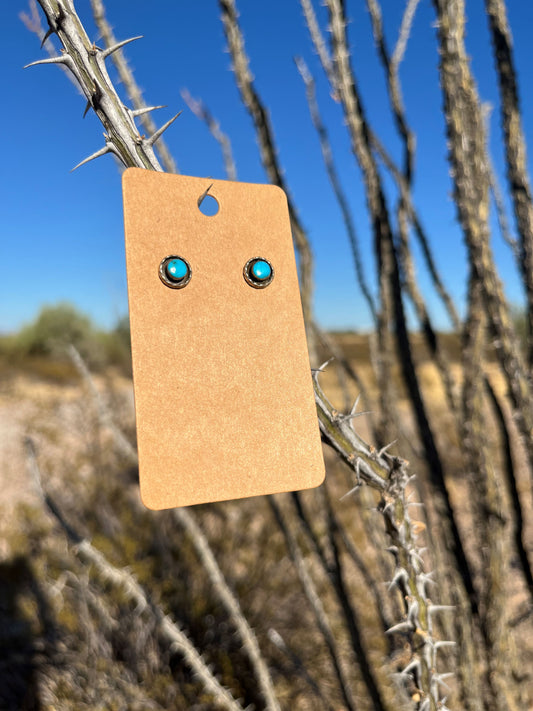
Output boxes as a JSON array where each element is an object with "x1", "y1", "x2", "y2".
[
  {"x1": 314, "y1": 363, "x2": 453, "y2": 711},
  {"x1": 367, "y1": 0, "x2": 461, "y2": 427},
  {"x1": 300, "y1": 0, "x2": 461, "y2": 335},
  {"x1": 432, "y1": 1, "x2": 528, "y2": 705},
  {"x1": 485, "y1": 0, "x2": 533, "y2": 369},
  {"x1": 89, "y1": 0, "x2": 178, "y2": 174},
  {"x1": 23, "y1": 1, "x2": 525, "y2": 709},
  {"x1": 432, "y1": 0, "x2": 533, "y2": 488},
  {"x1": 24, "y1": 437, "x2": 245, "y2": 711},
  {"x1": 71, "y1": 335, "x2": 449, "y2": 710},
  {"x1": 27, "y1": 0, "x2": 179, "y2": 171}
]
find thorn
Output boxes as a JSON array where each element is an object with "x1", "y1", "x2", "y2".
[
  {"x1": 417, "y1": 573, "x2": 436, "y2": 594},
  {"x1": 434, "y1": 672, "x2": 454, "y2": 690},
  {"x1": 378, "y1": 439, "x2": 397, "y2": 457},
  {"x1": 102, "y1": 35, "x2": 143, "y2": 59},
  {"x1": 418, "y1": 571, "x2": 436, "y2": 584},
  {"x1": 71, "y1": 145, "x2": 111, "y2": 172},
  {"x1": 345, "y1": 455, "x2": 362, "y2": 485},
  {"x1": 311, "y1": 356, "x2": 334, "y2": 375},
  {"x1": 339, "y1": 409, "x2": 372, "y2": 423},
  {"x1": 131, "y1": 105, "x2": 166, "y2": 118},
  {"x1": 401, "y1": 658, "x2": 421, "y2": 676},
  {"x1": 409, "y1": 548, "x2": 425, "y2": 566},
  {"x1": 40, "y1": 26, "x2": 54, "y2": 48},
  {"x1": 146, "y1": 111, "x2": 182, "y2": 147},
  {"x1": 197, "y1": 182, "x2": 214, "y2": 207},
  {"x1": 83, "y1": 99, "x2": 92, "y2": 118},
  {"x1": 338, "y1": 394, "x2": 373, "y2": 423},
  {"x1": 385, "y1": 620, "x2": 412, "y2": 635},
  {"x1": 24, "y1": 55, "x2": 69, "y2": 69},
  {"x1": 340, "y1": 483, "x2": 361, "y2": 501},
  {"x1": 397, "y1": 521, "x2": 407, "y2": 544},
  {"x1": 434, "y1": 640, "x2": 456, "y2": 650},
  {"x1": 385, "y1": 545, "x2": 399, "y2": 556},
  {"x1": 388, "y1": 567, "x2": 408, "y2": 591}
]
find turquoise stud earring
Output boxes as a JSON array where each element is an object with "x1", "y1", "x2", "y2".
[
  {"x1": 159, "y1": 255, "x2": 192, "y2": 289},
  {"x1": 243, "y1": 257, "x2": 274, "y2": 289}
]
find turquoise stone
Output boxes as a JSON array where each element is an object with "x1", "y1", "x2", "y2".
[
  {"x1": 166, "y1": 258, "x2": 188, "y2": 281},
  {"x1": 251, "y1": 260, "x2": 271, "y2": 281}
]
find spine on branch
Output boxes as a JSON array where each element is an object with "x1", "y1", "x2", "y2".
[
  {"x1": 314, "y1": 363, "x2": 452, "y2": 711},
  {"x1": 432, "y1": 0, "x2": 526, "y2": 706},
  {"x1": 30, "y1": 0, "x2": 180, "y2": 171},
  {"x1": 324, "y1": 0, "x2": 477, "y2": 626},
  {"x1": 432, "y1": 0, "x2": 533, "y2": 484}
]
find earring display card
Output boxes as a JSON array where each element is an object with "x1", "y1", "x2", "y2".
[{"x1": 122, "y1": 168, "x2": 325, "y2": 510}]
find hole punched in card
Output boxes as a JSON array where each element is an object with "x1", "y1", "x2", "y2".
[{"x1": 122, "y1": 169, "x2": 325, "y2": 510}]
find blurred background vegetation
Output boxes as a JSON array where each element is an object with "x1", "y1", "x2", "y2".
[
  {"x1": 2, "y1": 0, "x2": 533, "y2": 709},
  {"x1": 0, "y1": 303, "x2": 132, "y2": 380}
]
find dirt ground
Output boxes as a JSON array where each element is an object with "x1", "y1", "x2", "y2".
[
  {"x1": 0, "y1": 347, "x2": 531, "y2": 708},
  {"x1": 0, "y1": 368, "x2": 134, "y2": 558}
]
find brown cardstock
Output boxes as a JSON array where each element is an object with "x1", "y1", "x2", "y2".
[{"x1": 122, "y1": 168, "x2": 325, "y2": 510}]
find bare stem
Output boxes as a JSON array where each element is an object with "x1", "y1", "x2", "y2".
[
  {"x1": 295, "y1": 56, "x2": 377, "y2": 324},
  {"x1": 485, "y1": 0, "x2": 533, "y2": 368},
  {"x1": 218, "y1": 0, "x2": 316, "y2": 360},
  {"x1": 181, "y1": 89, "x2": 237, "y2": 181},
  {"x1": 24, "y1": 437, "x2": 244, "y2": 711}
]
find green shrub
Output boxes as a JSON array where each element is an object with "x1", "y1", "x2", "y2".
[
  {"x1": 0, "y1": 303, "x2": 133, "y2": 379},
  {"x1": 14, "y1": 303, "x2": 99, "y2": 361}
]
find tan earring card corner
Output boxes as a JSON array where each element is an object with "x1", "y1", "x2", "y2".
[{"x1": 122, "y1": 168, "x2": 325, "y2": 510}]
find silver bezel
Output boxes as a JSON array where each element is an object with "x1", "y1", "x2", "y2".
[
  {"x1": 243, "y1": 257, "x2": 274, "y2": 289},
  {"x1": 159, "y1": 255, "x2": 192, "y2": 289}
]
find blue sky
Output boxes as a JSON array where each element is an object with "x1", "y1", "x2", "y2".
[{"x1": 1, "y1": 0, "x2": 532, "y2": 334}]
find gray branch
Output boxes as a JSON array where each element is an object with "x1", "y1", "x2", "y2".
[
  {"x1": 25, "y1": 437, "x2": 244, "y2": 711},
  {"x1": 29, "y1": 0, "x2": 179, "y2": 171}
]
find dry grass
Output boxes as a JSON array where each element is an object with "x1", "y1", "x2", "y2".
[{"x1": 0, "y1": 335, "x2": 531, "y2": 709}]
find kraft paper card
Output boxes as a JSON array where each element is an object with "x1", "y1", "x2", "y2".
[{"x1": 122, "y1": 168, "x2": 324, "y2": 509}]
